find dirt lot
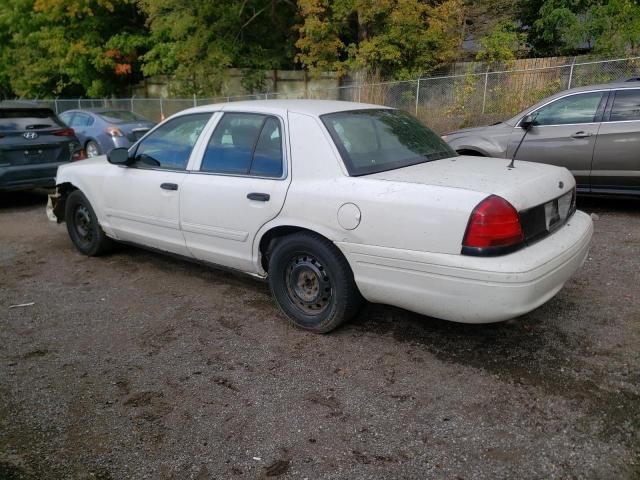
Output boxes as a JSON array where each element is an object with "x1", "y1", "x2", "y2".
[{"x1": 0, "y1": 191, "x2": 639, "y2": 480}]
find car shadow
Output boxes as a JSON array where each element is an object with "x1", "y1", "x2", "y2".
[
  {"x1": 0, "y1": 190, "x2": 49, "y2": 210},
  {"x1": 577, "y1": 195, "x2": 640, "y2": 214}
]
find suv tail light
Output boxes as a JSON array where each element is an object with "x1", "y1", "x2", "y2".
[
  {"x1": 462, "y1": 195, "x2": 524, "y2": 256},
  {"x1": 54, "y1": 127, "x2": 76, "y2": 137}
]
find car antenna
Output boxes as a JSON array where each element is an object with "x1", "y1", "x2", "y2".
[{"x1": 508, "y1": 112, "x2": 538, "y2": 169}]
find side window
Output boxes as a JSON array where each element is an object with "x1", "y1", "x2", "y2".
[
  {"x1": 59, "y1": 112, "x2": 72, "y2": 125},
  {"x1": 609, "y1": 90, "x2": 640, "y2": 121},
  {"x1": 133, "y1": 113, "x2": 211, "y2": 170},
  {"x1": 533, "y1": 92, "x2": 605, "y2": 126},
  {"x1": 251, "y1": 117, "x2": 283, "y2": 177},
  {"x1": 201, "y1": 113, "x2": 283, "y2": 177}
]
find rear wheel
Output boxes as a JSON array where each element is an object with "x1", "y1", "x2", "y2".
[
  {"x1": 268, "y1": 232, "x2": 363, "y2": 333},
  {"x1": 86, "y1": 140, "x2": 101, "y2": 158},
  {"x1": 65, "y1": 190, "x2": 113, "y2": 256}
]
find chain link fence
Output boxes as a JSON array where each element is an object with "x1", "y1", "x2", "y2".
[{"x1": 23, "y1": 56, "x2": 640, "y2": 134}]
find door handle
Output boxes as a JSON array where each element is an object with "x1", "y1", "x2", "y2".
[
  {"x1": 247, "y1": 192, "x2": 270, "y2": 202},
  {"x1": 160, "y1": 182, "x2": 178, "y2": 191},
  {"x1": 571, "y1": 131, "x2": 593, "y2": 138}
]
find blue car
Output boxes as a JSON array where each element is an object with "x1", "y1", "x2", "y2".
[{"x1": 59, "y1": 109, "x2": 156, "y2": 158}]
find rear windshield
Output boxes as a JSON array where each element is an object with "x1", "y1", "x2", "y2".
[
  {"x1": 321, "y1": 109, "x2": 456, "y2": 176},
  {"x1": 98, "y1": 110, "x2": 147, "y2": 123},
  {"x1": 0, "y1": 108, "x2": 62, "y2": 132}
]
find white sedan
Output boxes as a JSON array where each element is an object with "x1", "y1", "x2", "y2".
[{"x1": 51, "y1": 100, "x2": 593, "y2": 332}]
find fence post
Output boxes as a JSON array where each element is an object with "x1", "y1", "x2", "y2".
[
  {"x1": 159, "y1": 97, "x2": 164, "y2": 120},
  {"x1": 78, "y1": 97, "x2": 81, "y2": 109},
  {"x1": 568, "y1": 56, "x2": 576, "y2": 89},
  {"x1": 482, "y1": 70, "x2": 489, "y2": 114},
  {"x1": 130, "y1": 95, "x2": 135, "y2": 112},
  {"x1": 358, "y1": 84, "x2": 362, "y2": 103},
  {"x1": 415, "y1": 78, "x2": 421, "y2": 115},
  {"x1": 54, "y1": 97, "x2": 59, "y2": 114},
  {"x1": 103, "y1": 98, "x2": 107, "y2": 108},
  {"x1": 193, "y1": 93, "x2": 196, "y2": 107}
]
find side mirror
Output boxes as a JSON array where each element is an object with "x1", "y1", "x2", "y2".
[
  {"x1": 519, "y1": 113, "x2": 538, "y2": 130},
  {"x1": 107, "y1": 147, "x2": 131, "y2": 165}
]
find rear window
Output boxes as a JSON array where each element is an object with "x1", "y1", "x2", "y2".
[
  {"x1": 0, "y1": 108, "x2": 63, "y2": 132},
  {"x1": 98, "y1": 110, "x2": 147, "y2": 123},
  {"x1": 321, "y1": 109, "x2": 456, "y2": 176}
]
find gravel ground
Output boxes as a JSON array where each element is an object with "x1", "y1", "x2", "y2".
[{"x1": 0, "y1": 191, "x2": 639, "y2": 480}]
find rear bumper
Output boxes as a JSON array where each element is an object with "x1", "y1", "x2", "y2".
[
  {"x1": 0, "y1": 161, "x2": 69, "y2": 191},
  {"x1": 337, "y1": 210, "x2": 593, "y2": 323}
]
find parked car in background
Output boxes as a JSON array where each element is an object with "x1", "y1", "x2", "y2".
[
  {"x1": 58, "y1": 109, "x2": 155, "y2": 158},
  {"x1": 0, "y1": 101, "x2": 83, "y2": 191},
  {"x1": 443, "y1": 81, "x2": 640, "y2": 196},
  {"x1": 51, "y1": 100, "x2": 592, "y2": 333}
]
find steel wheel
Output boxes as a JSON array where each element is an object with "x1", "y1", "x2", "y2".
[
  {"x1": 73, "y1": 204, "x2": 94, "y2": 246},
  {"x1": 285, "y1": 254, "x2": 333, "y2": 314},
  {"x1": 86, "y1": 141, "x2": 100, "y2": 157},
  {"x1": 64, "y1": 190, "x2": 114, "y2": 256}
]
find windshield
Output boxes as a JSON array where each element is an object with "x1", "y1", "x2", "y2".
[
  {"x1": 321, "y1": 109, "x2": 456, "y2": 176},
  {"x1": 98, "y1": 110, "x2": 147, "y2": 123},
  {"x1": 0, "y1": 108, "x2": 62, "y2": 132}
]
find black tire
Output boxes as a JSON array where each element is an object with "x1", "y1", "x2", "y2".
[
  {"x1": 65, "y1": 190, "x2": 114, "y2": 256},
  {"x1": 85, "y1": 140, "x2": 101, "y2": 158},
  {"x1": 268, "y1": 232, "x2": 363, "y2": 333}
]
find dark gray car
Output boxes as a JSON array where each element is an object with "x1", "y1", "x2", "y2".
[
  {"x1": 59, "y1": 109, "x2": 155, "y2": 158},
  {"x1": 443, "y1": 82, "x2": 640, "y2": 196},
  {"x1": 0, "y1": 101, "x2": 82, "y2": 191}
]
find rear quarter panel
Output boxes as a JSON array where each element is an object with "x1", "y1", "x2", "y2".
[{"x1": 254, "y1": 112, "x2": 488, "y2": 272}]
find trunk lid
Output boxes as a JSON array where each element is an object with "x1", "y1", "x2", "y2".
[{"x1": 367, "y1": 155, "x2": 575, "y2": 211}]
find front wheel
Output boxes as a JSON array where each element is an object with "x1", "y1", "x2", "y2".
[
  {"x1": 65, "y1": 190, "x2": 113, "y2": 256},
  {"x1": 268, "y1": 232, "x2": 363, "y2": 333}
]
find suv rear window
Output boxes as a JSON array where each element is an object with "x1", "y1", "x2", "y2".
[
  {"x1": 321, "y1": 109, "x2": 456, "y2": 176},
  {"x1": 0, "y1": 108, "x2": 63, "y2": 132}
]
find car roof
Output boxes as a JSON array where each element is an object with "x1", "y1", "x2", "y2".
[
  {"x1": 0, "y1": 100, "x2": 53, "y2": 110},
  {"x1": 181, "y1": 99, "x2": 391, "y2": 117},
  {"x1": 61, "y1": 108, "x2": 131, "y2": 115},
  {"x1": 506, "y1": 80, "x2": 640, "y2": 124}
]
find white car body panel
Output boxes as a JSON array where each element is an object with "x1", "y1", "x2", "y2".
[{"x1": 55, "y1": 99, "x2": 593, "y2": 324}]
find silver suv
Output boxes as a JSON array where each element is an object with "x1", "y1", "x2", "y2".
[{"x1": 443, "y1": 82, "x2": 640, "y2": 196}]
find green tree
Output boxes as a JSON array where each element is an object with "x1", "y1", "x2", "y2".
[
  {"x1": 476, "y1": 20, "x2": 523, "y2": 64},
  {"x1": 532, "y1": 0, "x2": 640, "y2": 56},
  {"x1": 140, "y1": 0, "x2": 299, "y2": 96}
]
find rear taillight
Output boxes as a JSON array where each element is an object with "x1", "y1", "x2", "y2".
[
  {"x1": 54, "y1": 128, "x2": 76, "y2": 136},
  {"x1": 106, "y1": 127, "x2": 124, "y2": 137},
  {"x1": 462, "y1": 195, "x2": 524, "y2": 256}
]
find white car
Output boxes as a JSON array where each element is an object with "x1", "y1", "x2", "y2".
[{"x1": 51, "y1": 100, "x2": 593, "y2": 333}]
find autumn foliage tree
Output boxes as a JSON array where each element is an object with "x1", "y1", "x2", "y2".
[
  {"x1": 0, "y1": 0, "x2": 148, "y2": 98},
  {"x1": 296, "y1": 0, "x2": 466, "y2": 79}
]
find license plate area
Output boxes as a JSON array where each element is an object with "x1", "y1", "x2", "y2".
[{"x1": 544, "y1": 190, "x2": 573, "y2": 232}]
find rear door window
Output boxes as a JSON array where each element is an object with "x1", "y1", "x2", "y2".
[
  {"x1": 609, "y1": 89, "x2": 640, "y2": 121},
  {"x1": 0, "y1": 108, "x2": 63, "y2": 132},
  {"x1": 201, "y1": 113, "x2": 284, "y2": 177}
]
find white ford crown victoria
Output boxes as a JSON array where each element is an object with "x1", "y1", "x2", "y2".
[{"x1": 52, "y1": 100, "x2": 593, "y2": 332}]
